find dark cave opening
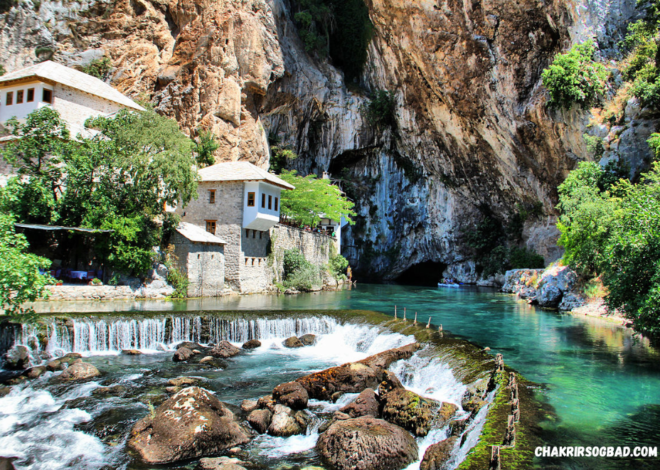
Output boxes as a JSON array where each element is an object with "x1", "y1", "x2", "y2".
[{"x1": 395, "y1": 261, "x2": 447, "y2": 286}]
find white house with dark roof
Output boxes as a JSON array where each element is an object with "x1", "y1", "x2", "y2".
[{"x1": 0, "y1": 60, "x2": 144, "y2": 140}]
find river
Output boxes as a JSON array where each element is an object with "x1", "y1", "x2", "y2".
[{"x1": 9, "y1": 284, "x2": 660, "y2": 469}]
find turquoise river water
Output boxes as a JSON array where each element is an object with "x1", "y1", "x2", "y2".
[{"x1": 25, "y1": 284, "x2": 660, "y2": 469}]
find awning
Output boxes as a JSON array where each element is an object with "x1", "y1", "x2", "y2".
[{"x1": 15, "y1": 223, "x2": 114, "y2": 234}]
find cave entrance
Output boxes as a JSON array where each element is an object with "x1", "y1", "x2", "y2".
[{"x1": 395, "y1": 261, "x2": 447, "y2": 286}]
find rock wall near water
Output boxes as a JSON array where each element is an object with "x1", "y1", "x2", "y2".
[{"x1": 0, "y1": 0, "x2": 643, "y2": 281}]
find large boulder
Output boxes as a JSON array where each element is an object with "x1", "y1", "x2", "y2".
[
  {"x1": 247, "y1": 409, "x2": 272, "y2": 434},
  {"x1": 128, "y1": 387, "x2": 250, "y2": 464},
  {"x1": 340, "y1": 388, "x2": 379, "y2": 418},
  {"x1": 25, "y1": 366, "x2": 47, "y2": 379},
  {"x1": 267, "y1": 404, "x2": 308, "y2": 436},
  {"x1": 173, "y1": 347, "x2": 194, "y2": 362},
  {"x1": 316, "y1": 417, "x2": 418, "y2": 470},
  {"x1": 420, "y1": 437, "x2": 458, "y2": 470},
  {"x1": 59, "y1": 362, "x2": 101, "y2": 381},
  {"x1": 378, "y1": 371, "x2": 405, "y2": 395},
  {"x1": 381, "y1": 389, "x2": 457, "y2": 437},
  {"x1": 534, "y1": 266, "x2": 578, "y2": 308},
  {"x1": 273, "y1": 381, "x2": 309, "y2": 410},
  {"x1": 3, "y1": 345, "x2": 32, "y2": 370},
  {"x1": 241, "y1": 399, "x2": 258, "y2": 414},
  {"x1": 177, "y1": 341, "x2": 204, "y2": 350},
  {"x1": 283, "y1": 336, "x2": 304, "y2": 348},
  {"x1": 296, "y1": 362, "x2": 380, "y2": 401},
  {"x1": 210, "y1": 341, "x2": 241, "y2": 358}
]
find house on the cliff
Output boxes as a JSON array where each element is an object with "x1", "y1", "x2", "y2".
[
  {"x1": 174, "y1": 161, "x2": 338, "y2": 295},
  {"x1": 0, "y1": 60, "x2": 144, "y2": 179}
]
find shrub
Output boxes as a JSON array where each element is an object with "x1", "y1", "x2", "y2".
[
  {"x1": 283, "y1": 249, "x2": 310, "y2": 277},
  {"x1": 285, "y1": 263, "x2": 322, "y2": 291},
  {"x1": 81, "y1": 57, "x2": 112, "y2": 80},
  {"x1": 541, "y1": 40, "x2": 609, "y2": 109},
  {"x1": 365, "y1": 90, "x2": 396, "y2": 128},
  {"x1": 509, "y1": 247, "x2": 545, "y2": 270},
  {"x1": 194, "y1": 129, "x2": 219, "y2": 168},
  {"x1": 167, "y1": 266, "x2": 189, "y2": 299},
  {"x1": 583, "y1": 134, "x2": 605, "y2": 159},
  {"x1": 328, "y1": 253, "x2": 349, "y2": 279}
]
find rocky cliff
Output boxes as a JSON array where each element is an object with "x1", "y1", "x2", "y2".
[{"x1": 0, "y1": 0, "x2": 642, "y2": 281}]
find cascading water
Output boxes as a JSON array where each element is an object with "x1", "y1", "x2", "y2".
[
  {"x1": 8, "y1": 315, "x2": 340, "y2": 356},
  {"x1": 0, "y1": 315, "x2": 492, "y2": 470}
]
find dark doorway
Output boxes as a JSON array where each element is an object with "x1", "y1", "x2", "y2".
[{"x1": 396, "y1": 261, "x2": 447, "y2": 286}]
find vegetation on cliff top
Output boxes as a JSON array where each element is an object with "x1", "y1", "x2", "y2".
[{"x1": 557, "y1": 161, "x2": 660, "y2": 335}]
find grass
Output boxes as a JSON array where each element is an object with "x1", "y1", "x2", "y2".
[{"x1": 582, "y1": 277, "x2": 607, "y2": 300}]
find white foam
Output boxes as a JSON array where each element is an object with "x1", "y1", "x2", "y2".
[{"x1": 0, "y1": 385, "x2": 114, "y2": 470}]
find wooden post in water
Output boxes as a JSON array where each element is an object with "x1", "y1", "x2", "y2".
[
  {"x1": 508, "y1": 372, "x2": 516, "y2": 388},
  {"x1": 504, "y1": 415, "x2": 516, "y2": 446},
  {"x1": 394, "y1": 305, "x2": 397, "y2": 319},
  {"x1": 403, "y1": 308, "x2": 406, "y2": 321},
  {"x1": 426, "y1": 317, "x2": 431, "y2": 329},
  {"x1": 414, "y1": 312, "x2": 417, "y2": 325},
  {"x1": 439, "y1": 324, "x2": 443, "y2": 332},
  {"x1": 490, "y1": 446, "x2": 501, "y2": 470}
]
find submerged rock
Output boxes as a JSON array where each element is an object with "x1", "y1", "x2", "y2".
[
  {"x1": 59, "y1": 362, "x2": 101, "y2": 381},
  {"x1": 381, "y1": 389, "x2": 457, "y2": 437},
  {"x1": 283, "y1": 336, "x2": 304, "y2": 348},
  {"x1": 0, "y1": 386, "x2": 12, "y2": 398},
  {"x1": 198, "y1": 456, "x2": 248, "y2": 470},
  {"x1": 420, "y1": 437, "x2": 458, "y2": 470},
  {"x1": 242, "y1": 339, "x2": 261, "y2": 349},
  {"x1": 167, "y1": 377, "x2": 200, "y2": 387},
  {"x1": 210, "y1": 341, "x2": 241, "y2": 358},
  {"x1": 316, "y1": 417, "x2": 418, "y2": 470},
  {"x1": 340, "y1": 388, "x2": 379, "y2": 418},
  {"x1": 273, "y1": 381, "x2": 309, "y2": 410},
  {"x1": 128, "y1": 386, "x2": 250, "y2": 464},
  {"x1": 122, "y1": 349, "x2": 142, "y2": 355},
  {"x1": 247, "y1": 409, "x2": 272, "y2": 434},
  {"x1": 92, "y1": 384, "x2": 127, "y2": 397}
]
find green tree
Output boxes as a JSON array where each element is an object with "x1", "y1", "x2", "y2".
[
  {"x1": 365, "y1": 90, "x2": 396, "y2": 128},
  {"x1": 279, "y1": 169, "x2": 356, "y2": 226},
  {"x1": 600, "y1": 165, "x2": 660, "y2": 333},
  {"x1": 1, "y1": 107, "x2": 198, "y2": 276},
  {"x1": 0, "y1": 214, "x2": 52, "y2": 319},
  {"x1": 194, "y1": 129, "x2": 220, "y2": 168},
  {"x1": 541, "y1": 40, "x2": 609, "y2": 108}
]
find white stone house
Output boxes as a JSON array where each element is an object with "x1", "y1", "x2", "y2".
[
  {"x1": 175, "y1": 161, "x2": 295, "y2": 293},
  {"x1": 0, "y1": 60, "x2": 144, "y2": 177}
]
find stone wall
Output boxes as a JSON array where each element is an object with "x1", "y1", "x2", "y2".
[
  {"x1": 268, "y1": 224, "x2": 334, "y2": 283},
  {"x1": 171, "y1": 232, "x2": 225, "y2": 297},
  {"x1": 45, "y1": 284, "x2": 173, "y2": 300}
]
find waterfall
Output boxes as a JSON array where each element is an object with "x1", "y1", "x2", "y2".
[{"x1": 9, "y1": 315, "x2": 340, "y2": 356}]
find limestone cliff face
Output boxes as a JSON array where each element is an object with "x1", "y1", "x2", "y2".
[{"x1": 0, "y1": 0, "x2": 640, "y2": 281}]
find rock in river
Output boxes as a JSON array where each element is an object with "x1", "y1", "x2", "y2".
[
  {"x1": 299, "y1": 334, "x2": 316, "y2": 346},
  {"x1": 242, "y1": 339, "x2": 261, "y2": 349},
  {"x1": 272, "y1": 381, "x2": 309, "y2": 410},
  {"x1": 296, "y1": 343, "x2": 420, "y2": 400},
  {"x1": 128, "y1": 386, "x2": 250, "y2": 464},
  {"x1": 210, "y1": 341, "x2": 241, "y2": 358},
  {"x1": 3, "y1": 346, "x2": 32, "y2": 370},
  {"x1": 316, "y1": 417, "x2": 418, "y2": 470},
  {"x1": 381, "y1": 389, "x2": 457, "y2": 437},
  {"x1": 340, "y1": 388, "x2": 379, "y2": 418},
  {"x1": 267, "y1": 404, "x2": 308, "y2": 436},
  {"x1": 283, "y1": 336, "x2": 304, "y2": 348},
  {"x1": 420, "y1": 437, "x2": 458, "y2": 470},
  {"x1": 173, "y1": 347, "x2": 194, "y2": 362},
  {"x1": 247, "y1": 409, "x2": 272, "y2": 434},
  {"x1": 58, "y1": 362, "x2": 101, "y2": 381}
]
